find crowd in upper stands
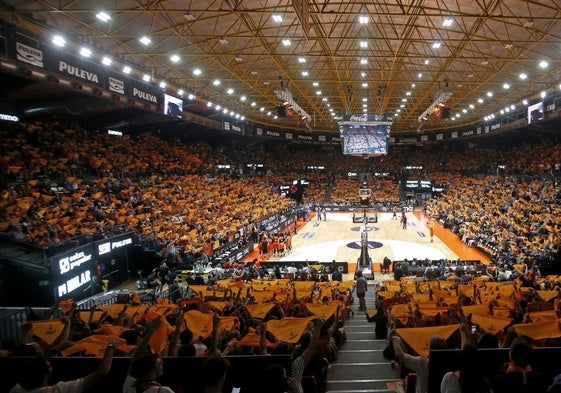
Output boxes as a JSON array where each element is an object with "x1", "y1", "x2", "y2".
[{"x1": 1, "y1": 120, "x2": 561, "y2": 268}]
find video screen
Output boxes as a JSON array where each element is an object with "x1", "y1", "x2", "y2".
[
  {"x1": 527, "y1": 101, "x2": 543, "y2": 124},
  {"x1": 339, "y1": 123, "x2": 388, "y2": 156},
  {"x1": 164, "y1": 94, "x2": 183, "y2": 118}
]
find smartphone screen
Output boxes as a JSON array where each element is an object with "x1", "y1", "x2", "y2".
[{"x1": 231, "y1": 388, "x2": 241, "y2": 393}]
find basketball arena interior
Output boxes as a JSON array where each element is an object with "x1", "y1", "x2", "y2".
[{"x1": 1, "y1": 2, "x2": 561, "y2": 393}]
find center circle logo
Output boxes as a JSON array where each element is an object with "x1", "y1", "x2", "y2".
[{"x1": 346, "y1": 241, "x2": 383, "y2": 250}]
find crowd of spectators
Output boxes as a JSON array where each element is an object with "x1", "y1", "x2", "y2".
[
  {"x1": 1, "y1": 120, "x2": 561, "y2": 268},
  {"x1": 4, "y1": 262, "x2": 357, "y2": 393}
]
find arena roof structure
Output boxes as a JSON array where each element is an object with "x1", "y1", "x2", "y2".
[{"x1": 1, "y1": 0, "x2": 561, "y2": 136}]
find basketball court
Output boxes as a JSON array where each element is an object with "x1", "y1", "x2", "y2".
[{"x1": 252, "y1": 211, "x2": 489, "y2": 275}]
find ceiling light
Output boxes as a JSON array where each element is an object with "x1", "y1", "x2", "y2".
[
  {"x1": 424, "y1": 59, "x2": 429, "y2": 65},
  {"x1": 359, "y1": 15, "x2": 369, "y2": 24},
  {"x1": 298, "y1": 57, "x2": 306, "y2": 63},
  {"x1": 313, "y1": 82, "x2": 319, "y2": 86},
  {"x1": 396, "y1": 109, "x2": 401, "y2": 112},
  {"x1": 139, "y1": 36, "x2": 151, "y2": 45},
  {"x1": 250, "y1": 102, "x2": 256, "y2": 107},
  {"x1": 250, "y1": 70, "x2": 258, "y2": 75},
  {"x1": 362, "y1": 83, "x2": 368, "y2": 87},
  {"x1": 504, "y1": 42, "x2": 514, "y2": 50},
  {"x1": 226, "y1": 88, "x2": 234, "y2": 94},
  {"x1": 539, "y1": 60, "x2": 549, "y2": 69},
  {"x1": 411, "y1": 83, "x2": 416, "y2": 88},
  {"x1": 400, "y1": 104, "x2": 405, "y2": 108},
  {"x1": 406, "y1": 91, "x2": 411, "y2": 96},
  {"x1": 170, "y1": 54, "x2": 180, "y2": 63},
  {"x1": 478, "y1": 98, "x2": 484, "y2": 103},
  {"x1": 322, "y1": 98, "x2": 328, "y2": 102},
  {"x1": 362, "y1": 98, "x2": 367, "y2": 102},
  {"x1": 142, "y1": 74, "x2": 150, "y2": 82},
  {"x1": 187, "y1": 93, "x2": 194, "y2": 100},
  {"x1": 503, "y1": 83, "x2": 510, "y2": 89},
  {"x1": 123, "y1": 66, "x2": 131, "y2": 74},
  {"x1": 432, "y1": 42, "x2": 441, "y2": 49},
  {"x1": 79, "y1": 47, "x2": 92, "y2": 57},
  {"x1": 510, "y1": 105, "x2": 515, "y2": 110},
  {"x1": 360, "y1": 40, "x2": 368, "y2": 48},
  {"x1": 215, "y1": 105, "x2": 221, "y2": 110},
  {"x1": 282, "y1": 39, "x2": 291, "y2": 46},
  {"x1": 541, "y1": 91, "x2": 546, "y2": 98},
  {"x1": 469, "y1": 104, "x2": 474, "y2": 109},
  {"x1": 316, "y1": 90, "x2": 322, "y2": 95},
  {"x1": 159, "y1": 81, "x2": 166, "y2": 89},
  {"x1": 523, "y1": 19, "x2": 534, "y2": 28},
  {"x1": 519, "y1": 73, "x2": 527, "y2": 80},
  {"x1": 183, "y1": 12, "x2": 196, "y2": 21},
  {"x1": 193, "y1": 68, "x2": 202, "y2": 76},
  {"x1": 361, "y1": 72, "x2": 366, "y2": 77},
  {"x1": 442, "y1": 17, "x2": 453, "y2": 27},
  {"x1": 96, "y1": 11, "x2": 111, "y2": 22},
  {"x1": 219, "y1": 37, "x2": 228, "y2": 44},
  {"x1": 207, "y1": 102, "x2": 213, "y2": 107},
  {"x1": 360, "y1": 58, "x2": 368, "y2": 65},
  {"x1": 213, "y1": 80, "x2": 221, "y2": 86},
  {"x1": 259, "y1": 107, "x2": 264, "y2": 112},
  {"x1": 522, "y1": 99, "x2": 528, "y2": 105},
  {"x1": 272, "y1": 13, "x2": 283, "y2": 22},
  {"x1": 177, "y1": 89, "x2": 184, "y2": 96},
  {"x1": 102, "y1": 56, "x2": 112, "y2": 66},
  {"x1": 52, "y1": 35, "x2": 66, "y2": 47},
  {"x1": 234, "y1": 55, "x2": 243, "y2": 62},
  {"x1": 481, "y1": 59, "x2": 489, "y2": 65},
  {"x1": 240, "y1": 96, "x2": 246, "y2": 101},
  {"x1": 402, "y1": 98, "x2": 407, "y2": 102},
  {"x1": 302, "y1": 71, "x2": 309, "y2": 76},
  {"x1": 418, "y1": 73, "x2": 422, "y2": 78},
  {"x1": 500, "y1": 109, "x2": 505, "y2": 114},
  {"x1": 486, "y1": 91, "x2": 493, "y2": 97}
]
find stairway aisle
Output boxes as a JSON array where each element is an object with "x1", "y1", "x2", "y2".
[{"x1": 326, "y1": 283, "x2": 402, "y2": 393}]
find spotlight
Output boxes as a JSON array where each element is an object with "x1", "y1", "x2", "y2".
[
  {"x1": 73, "y1": 83, "x2": 83, "y2": 90},
  {"x1": 93, "y1": 88, "x2": 103, "y2": 96},
  {"x1": 113, "y1": 95, "x2": 121, "y2": 102},
  {"x1": 128, "y1": 99, "x2": 136, "y2": 106},
  {"x1": 48, "y1": 76, "x2": 59, "y2": 84}
]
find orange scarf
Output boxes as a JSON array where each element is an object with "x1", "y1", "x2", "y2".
[{"x1": 507, "y1": 361, "x2": 532, "y2": 385}]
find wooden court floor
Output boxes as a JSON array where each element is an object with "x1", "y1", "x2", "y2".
[{"x1": 245, "y1": 210, "x2": 489, "y2": 274}]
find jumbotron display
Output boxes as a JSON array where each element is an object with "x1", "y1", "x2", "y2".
[{"x1": 338, "y1": 114, "x2": 393, "y2": 156}]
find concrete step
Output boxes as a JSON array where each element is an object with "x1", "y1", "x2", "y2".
[
  {"x1": 341, "y1": 339, "x2": 388, "y2": 351},
  {"x1": 337, "y1": 348, "x2": 388, "y2": 363}
]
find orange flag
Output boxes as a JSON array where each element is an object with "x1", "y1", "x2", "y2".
[
  {"x1": 267, "y1": 317, "x2": 316, "y2": 344},
  {"x1": 237, "y1": 332, "x2": 276, "y2": 348},
  {"x1": 207, "y1": 301, "x2": 229, "y2": 312},
  {"x1": 246, "y1": 303, "x2": 276, "y2": 319},
  {"x1": 412, "y1": 294, "x2": 431, "y2": 302},
  {"x1": 95, "y1": 325, "x2": 130, "y2": 337},
  {"x1": 250, "y1": 291, "x2": 277, "y2": 303},
  {"x1": 218, "y1": 316, "x2": 239, "y2": 336},
  {"x1": 376, "y1": 291, "x2": 397, "y2": 299},
  {"x1": 32, "y1": 320, "x2": 65, "y2": 346},
  {"x1": 514, "y1": 320, "x2": 561, "y2": 340},
  {"x1": 396, "y1": 324, "x2": 460, "y2": 358},
  {"x1": 537, "y1": 290, "x2": 559, "y2": 302},
  {"x1": 305, "y1": 303, "x2": 339, "y2": 320},
  {"x1": 418, "y1": 307, "x2": 450, "y2": 317},
  {"x1": 78, "y1": 310, "x2": 106, "y2": 325},
  {"x1": 98, "y1": 304, "x2": 126, "y2": 319},
  {"x1": 366, "y1": 308, "x2": 378, "y2": 319},
  {"x1": 462, "y1": 303, "x2": 491, "y2": 317},
  {"x1": 471, "y1": 314, "x2": 512, "y2": 335},
  {"x1": 528, "y1": 310, "x2": 558, "y2": 323},
  {"x1": 149, "y1": 317, "x2": 175, "y2": 355},
  {"x1": 61, "y1": 335, "x2": 128, "y2": 358},
  {"x1": 183, "y1": 310, "x2": 214, "y2": 340}
]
